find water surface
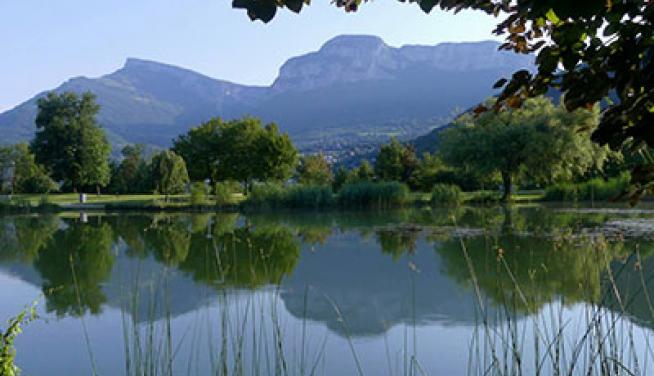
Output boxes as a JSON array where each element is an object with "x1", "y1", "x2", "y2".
[{"x1": 2, "y1": 206, "x2": 654, "y2": 375}]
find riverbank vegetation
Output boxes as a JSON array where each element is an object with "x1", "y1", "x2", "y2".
[{"x1": 0, "y1": 94, "x2": 643, "y2": 211}]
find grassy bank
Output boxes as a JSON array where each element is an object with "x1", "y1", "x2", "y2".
[{"x1": 1, "y1": 190, "x2": 546, "y2": 214}]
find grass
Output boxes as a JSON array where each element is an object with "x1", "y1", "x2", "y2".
[
  {"x1": 337, "y1": 181, "x2": 411, "y2": 208},
  {"x1": 9, "y1": 193, "x2": 246, "y2": 210},
  {"x1": 544, "y1": 173, "x2": 631, "y2": 202}
]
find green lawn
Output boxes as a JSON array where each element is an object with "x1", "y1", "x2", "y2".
[
  {"x1": 12, "y1": 193, "x2": 246, "y2": 207},
  {"x1": 6, "y1": 190, "x2": 543, "y2": 211}
]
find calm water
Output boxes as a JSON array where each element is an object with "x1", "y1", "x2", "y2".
[{"x1": 2, "y1": 206, "x2": 654, "y2": 375}]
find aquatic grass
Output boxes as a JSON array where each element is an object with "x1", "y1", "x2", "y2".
[
  {"x1": 243, "y1": 184, "x2": 334, "y2": 210},
  {"x1": 0, "y1": 302, "x2": 38, "y2": 376},
  {"x1": 337, "y1": 181, "x2": 410, "y2": 209},
  {"x1": 460, "y1": 231, "x2": 654, "y2": 376},
  {"x1": 544, "y1": 173, "x2": 631, "y2": 202}
]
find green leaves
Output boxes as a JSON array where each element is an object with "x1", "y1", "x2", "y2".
[
  {"x1": 31, "y1": 92, "x2": 110, "y2": 192},
  {"x1": 174, "y1": 117, "x2": 298, "y2": 188},
  {"x1": 545, "y1": 8, "x2": 561, "y2": 25}
]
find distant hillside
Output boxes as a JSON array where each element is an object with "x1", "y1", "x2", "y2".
[{"x1": 0, "y1": 35, "x2": 534, "y2": 155}]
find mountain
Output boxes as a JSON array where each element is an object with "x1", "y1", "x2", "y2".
[{"x1": 0, "y1": 35, "x2": 534, "y2": 155}]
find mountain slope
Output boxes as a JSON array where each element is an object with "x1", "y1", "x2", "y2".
[{"x1": 0, "y1": 36, "x2": 534, "y2": 153}]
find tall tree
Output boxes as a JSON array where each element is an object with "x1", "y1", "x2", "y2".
[
  {"x1": 297, "y1": 154, "x2": 333, "y2": 185},
  {"x1": 109, "y1": 144, "x2": 150, "y2": 194},
  {"x1": 30, "y1": 92, "x2": 110, "y2": 193},
  {"x1": 409, "y1": 153, "x2": 448, "y2": 192},
  {"x1": 375, "y1": 138, "x2": 418, "y2": 183},
  {"x1": 172, "y1": 118, "x2": 223, "y2": 182},
  {"x1": 174, "y1": 117, "x2": 298, "y2": 190},
  {"x1": 149, "y1": 150, "x2": 189, "y2": 197},
  {"x1": 233, "y1": 1, "x2": 654, "y2": 196},
  {"x1": 440, "y1": 97, "x2": 607, "y2": 200}
]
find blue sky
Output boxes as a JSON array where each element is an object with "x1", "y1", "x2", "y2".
[{"x1": 0, "y1": 0, "x2": 500, "y2": 112}]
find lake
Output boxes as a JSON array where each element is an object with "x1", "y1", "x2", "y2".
[{"x1": 2, "y1": 205, "x2": 654, "y2": 375}]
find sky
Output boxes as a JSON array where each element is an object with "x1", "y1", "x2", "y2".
[{"x1": 0, "y1": 0, "x2": 501, "y2": 112}]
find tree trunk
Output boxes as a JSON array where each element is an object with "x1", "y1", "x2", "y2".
[{"x1": 501, "y1": 171, "x2": 512, "y2": 202}]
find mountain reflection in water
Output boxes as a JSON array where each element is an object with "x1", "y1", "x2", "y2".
[{"x1": 2, "y1": 206, "x2": 654, "y2": 375}]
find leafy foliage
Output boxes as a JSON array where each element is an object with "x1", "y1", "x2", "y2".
[
  {"x1": 108, "y1": 144, "x2": 150, "y2": 194},
  {"x1": 440, "y1": 97, "x2": 607, "y2": 200},
  {"x1": 189, "y1": 182, "x2": 209, "y2": 206},
  {"x1": 0, "y1": 144, "x2": 57, "y2": 194},
  {"x1": 173, "y1": 117, "x2": 298, "y2": 189},
  {"x1": 214, "y1": 181, "x2": 240, "y2": 206},
  {"x1": 374, "y1": 138, "x2": 418, "y2": 184},
  {"x1": 409, "y1": 153, "x2": 449, "y2": 192},
  {"x1": 0, "y1": 302, "x2": 38, "y2": 376},
  {"x1": 149, "y1": 150, "x2": 189, "y2": 196},
  {"x1": 31, "y1": 92, "x2": 111, "y2": 192},
  {"x1": 297, "y1": 154, "x2": 333, "y2": 186},
  {"x1": 430, "y1": 183, "x2": 463, "y2": 206}
]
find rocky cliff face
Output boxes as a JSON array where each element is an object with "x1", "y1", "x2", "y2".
[{"x1": 272, "y1": 36, "x2": 533, "y2": 93}]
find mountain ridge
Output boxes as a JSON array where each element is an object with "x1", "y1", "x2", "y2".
[{"x1": 0, "y1": 35, "x2": 534, "y2": 155}]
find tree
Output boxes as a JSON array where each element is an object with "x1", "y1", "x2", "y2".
[
  {"x1": 255, "y1": 122, "x2": 299, "y2": 184},
  {"x1": 233, "y1": 1, "x2": 654, "y2": 196},
  {"x1": 109, "y1": 144, "x2": 149, "y2": 194},
  {"x1": 333, "y1": 166, "x2": 349, "y2": 191},
  {"x1": 31, "y1": 92, "x2": 111, "y2": 193},
  {"x1": 374, "y1": 138, "x2": 418, "y2": 183},
  {"x1": 174, "y1": 117, "x2": 298, "y2": 190},
  {"x1": 409, "y1": 153, "x2": 448, "y2": 192},
  {"x1": 297, "y1": 154, "x2": 333, "y2": 185},
  {"x1": 172, "y1": 118, "x2": 223, "y2": 182},
  {"x1": 149, "y1": 150, "x2": 189, "y2": 197},
  {"x1": 0, "y1": 144, "x2": 57, "y2": 193},
  {"x1": 440, "y1": 97, "x2": 607, "y2": 201},
  {"x1": 356, "y1": 160, "x2": 375, "y2": 181}
]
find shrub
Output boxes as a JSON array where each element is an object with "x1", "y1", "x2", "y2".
[
  {"x1": 430, "y1": 184, "x2": 463, "y2": 206},
  {"x1": 337, "y1": 181, "x2": 410, "y2": 208},
  {"x1": 190, "y1": 182, "x2": 208, "y2": 205},
  {"x1": 214, "y1": 181, "x2": 237, "y2": 206}
]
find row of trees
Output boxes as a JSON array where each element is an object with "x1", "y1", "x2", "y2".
[
  {"x1": 297, "y1": 97, "x2": 610, "y2": 201},
  {"x1": 0, "y1": 91, "x2": 619, "y2": 201},
  {"x1": 0, "y1": 92, "x2": 300, "y2": 196}
]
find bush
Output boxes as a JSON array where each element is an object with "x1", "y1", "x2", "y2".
[
  {"x1": 430, "y1": 184, "x2": 463, "y2": 206},
  {"x1": 189, "y1": 182, "x2": 208, "y2": 205},
  {"x1": 214, "y1": 181, "x2": 239, "y2": 206},
  {"x1": 544, "y1": 173, "x2": 630, "y2": 202},
  {"x1": 337, "y1": 181, "x2": 410, "y2": 208}
]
